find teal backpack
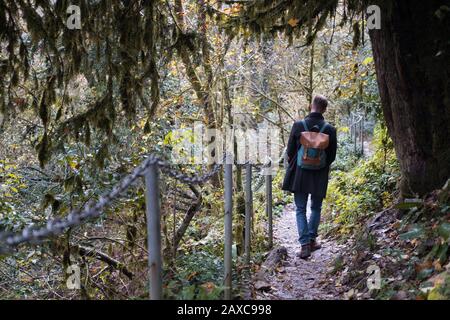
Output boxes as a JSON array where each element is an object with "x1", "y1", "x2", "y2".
[{"x1": 297, "y1": 120, "x2": 330, "y2": 170}]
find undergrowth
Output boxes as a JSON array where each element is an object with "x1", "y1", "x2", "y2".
[
  {"x1": 322, "y1": 122, "x2": 450, "y2": 300},
  {"x1": 322, "y1": 123, "x2": 400, "y2": 236}
]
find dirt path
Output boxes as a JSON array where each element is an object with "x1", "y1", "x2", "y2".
[{"x1": 254, "y1": 204, "x2": 344, "y2": 300}]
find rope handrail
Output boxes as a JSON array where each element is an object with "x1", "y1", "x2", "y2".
[
  {"x1": 0, "y1": 152, "x2": 277, "y2": 300},
  {"x1": 0, "y1": 154, "x2": 223, "y2": 254}
]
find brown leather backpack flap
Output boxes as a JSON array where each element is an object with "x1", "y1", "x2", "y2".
[
  {"x1": 301, "y1": 152, "x2": 322, "y2": 165},
  {"x1": 300, "y1": 132, "x2": 330, "y2": 149}
]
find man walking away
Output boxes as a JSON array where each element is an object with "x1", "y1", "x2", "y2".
[{"x1": 282, "y1": 95, "x2": 337, "y2": 259}]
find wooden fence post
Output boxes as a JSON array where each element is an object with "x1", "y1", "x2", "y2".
[
  {"x1": 144, "y1": 164, "x2": 162, "y2": 300},
  {"x1": 224, "y1": 160, "x2": 233, "y2": 300},
  {"x1": 265, "y1": 173, "x2": 273, "y2": 249},
  {"x1": 244, "y1": 163, "x2": 252, "y2": 265}
]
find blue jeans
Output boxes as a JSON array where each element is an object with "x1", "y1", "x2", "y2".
[{"x1": 294, "y1": 192, "x2": 323, "y2": 245}]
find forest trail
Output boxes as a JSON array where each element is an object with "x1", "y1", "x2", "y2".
[{"x1": 253, "y1": 204, "x2": 345, "y2": 300}]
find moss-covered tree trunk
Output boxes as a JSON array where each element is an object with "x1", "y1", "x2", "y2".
[{"x1": 369, "y1": 0, "x2": 450, "y2": 196}]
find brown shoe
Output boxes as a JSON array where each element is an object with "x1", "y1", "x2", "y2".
[
  {"x1": 298, "y1": 244, "x2": 311, "y2": 259},
  {"x1": 310, "y1": 239, "x2": 322, "y2": 252}
]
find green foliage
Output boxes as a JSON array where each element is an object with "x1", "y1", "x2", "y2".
[
  {"x1": 333, "y1": 135, "x2": 362, "y2": 172},
  {"x1": 0, "y1": 160, "x2": 28, "y2": 231},
  {"x1": 165, "y1": 250, "x2": 225, "y2": 300},
  {"x1": 384, "y1": 179, "x2": 450, "y2": 300},
  {"x1": 272, "y1": 170, "x2": 293, "y2": 208},
  {"x1": 218, "y1": 0, "x2": 358, "y2": 46},
  {"x1": 1, "y1": 0, "x2": 166, "y2": 167},
  {"x1": 333, "y1": 175, "x2": 450, "y2": 301},
  {"x1": 438, "y1": 223, "x2": 450, "y2": 241},
  {"x1": 323, "y1": 122, "x2": 400, "y2": 235}
]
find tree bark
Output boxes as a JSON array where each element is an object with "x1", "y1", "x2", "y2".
[{"x1": 369, "y1": 0, "x2": 450, "y2": 196}]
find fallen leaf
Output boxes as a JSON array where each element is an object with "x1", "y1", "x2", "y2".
[
  {"x1": 415, "y1": 261, "x2": 433, "y2": 273},
  {"x1": 288, "y1": 18, "x2": 300, "y2": 27},
  {"x1": 433, "y1": 260, "x2": 443, "y2": 272},
  {"x1": 201, "y1": 282, "x2": 216, "y2": 294}
]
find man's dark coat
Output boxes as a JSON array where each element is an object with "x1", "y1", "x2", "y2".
[{"x1": 282, "y1": 112, "x2": 337, "y2": 199}]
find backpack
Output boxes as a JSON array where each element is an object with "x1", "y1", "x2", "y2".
[{"x1": 297, "y1": 120, "x2": 330, "y2": 170}]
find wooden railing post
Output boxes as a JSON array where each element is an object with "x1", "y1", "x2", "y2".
[
  {"x1": 244, "y1": 163, "x2": 252, "y2": 265},
  {"x1": 144, "y1": 164, "x2": 162, "y2": 300},
  {"x1": 265, "y1": 173, "x2": 273, "y2": 249},
  {"x1": 224, "y1": 160, "x2": 233, "y2": 300}
]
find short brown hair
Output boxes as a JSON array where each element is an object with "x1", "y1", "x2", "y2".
[{"x1": 312, "y1": 95, "x2": 328, "y2": 112}]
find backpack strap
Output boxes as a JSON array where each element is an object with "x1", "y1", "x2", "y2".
[
  {"x1": 319, "y1": 122, "x2": 329, "y2": 133},
  {"x1": 301, "y1": 120, "x2": 309, "y2": 132}
]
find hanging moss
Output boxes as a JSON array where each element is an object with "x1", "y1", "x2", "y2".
[
  {"x1": 213, "y1": 0, "x2": 361, "y2": 46},
  {"x1": 353, "y1": 22, "x2": 361, "y2": 49},
  {"x1": 38, "y1": 92, "x2": 49, "y2": 128},
  {"x1": 1, "y1": 0, "x2": 169, "y2": 166},
  {"x1": 1, "y1": 0, "x2": 368, "y2": 168},
  {"x1": 84, "y1": 122, "x2": 91, "y2": 146},
  {"x1": 95, "y1": 142, "x2": 110, "y2": 168}
]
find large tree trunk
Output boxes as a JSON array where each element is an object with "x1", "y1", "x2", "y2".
[{"x1": 369, "y1": 0, "x2": 450, "y2": 196}]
